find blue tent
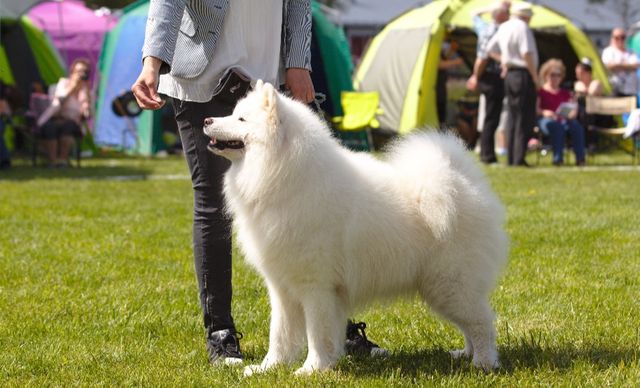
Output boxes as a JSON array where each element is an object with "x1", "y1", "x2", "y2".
[{"x1": 94, "y1": 0, "x2": 164, "y2": 155}]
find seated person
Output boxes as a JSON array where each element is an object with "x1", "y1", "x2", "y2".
[
  {"x1": 0, "y1": 81, "x2": 12, "y2": 169},
  {"x1": 574, "y1": 58, "x2": 604, "y2": 98},
  {"x1": 37, "y1": 59, "x2": 91, "y2": 168},
  {"x1": 574, "y1": 57, "x2": 609, "y2": 149},
  {"x1": 537, "y1": 58, "x2": 586, "y2": 166},
  {"x1": 455, "y1": 95, "x2": 479, "y2": 149},
  {"x1": 437, "y1": 38, "x2": 464, "y2": 129}
]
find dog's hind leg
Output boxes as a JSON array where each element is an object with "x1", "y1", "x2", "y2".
[
  {"x1": 422, "y1": 285, "x2": 499, "y2": 371},
  {"x1": 294, "y1": 288, "x2": 348, "y2": 375},
  {"x1": 244, "y1": 283, "x2": 305, "y2": 376},
  {"x1": 450, "y1": 331, "x2": 474, "y2": 360},
  {"x1": 445, "y1": 301, "x2": 498, "y2": 370}
]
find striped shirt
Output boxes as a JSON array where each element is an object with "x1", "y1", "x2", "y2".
[
  {"x1": 158, "y1": 0, "x2": 283, "y2": 102},
  {"x1": 142, "y1": 0, "x2": 312, "y2": 102}
]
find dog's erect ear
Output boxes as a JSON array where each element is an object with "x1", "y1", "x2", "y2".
[
  {"x1": 255, "y1": 79, "x2": 264, "y2": 91},
  {"x1": 261, "y1": 82, "x2": 277, "y2": 114},
  {"x1": 258, "y1": 82, "x2": 278, "y2": 130}
]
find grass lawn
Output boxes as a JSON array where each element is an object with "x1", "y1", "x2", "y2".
[{"x1": 1, "y1": 152, "x2": 639, "y2": 386}]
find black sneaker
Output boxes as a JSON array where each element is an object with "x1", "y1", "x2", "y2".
[
  {"x1": 345, "y1": 320, "x2": 389, "y2": 357},
  {"x1": 206, "y1": 328, "x2": 244, "y2": 365}
]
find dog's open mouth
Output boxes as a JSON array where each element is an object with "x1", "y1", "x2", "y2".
[{"x1": 207, "y1": 138, "x2": 245, "y2": 151}]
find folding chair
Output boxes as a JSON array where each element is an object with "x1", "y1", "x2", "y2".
[
  {"x1": 585, "y1": 95, "x2": 638, "y2": 165},
  {"x1": 332, "y1": 91, "x2": 383, "y2": 152}
]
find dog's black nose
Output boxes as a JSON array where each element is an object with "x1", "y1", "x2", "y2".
[{"x1": 204, "y1": 117, "x2": 214, "y2": 126}]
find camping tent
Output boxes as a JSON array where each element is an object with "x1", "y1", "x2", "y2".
[
  {"x1": 0, "y1": 16, "x2": 66, "y2": 98},
  {"x1": 28, "y1": 0, "x2": 118, "y2": 85},
  {"x1": 354, "y1": 0, "x2": 611, "y2": 134},
  {"x1": 0, "y1": 0, "x2": 45, "y2": 19},
  {"x1": 310, "y1": 1, "x2": 354, "y2": 117},
  {"x1": 94, "y1": 0, "x2": 163, "y2": 155},
  {"x1": 94, "y1": 0, "x2": 354, "y2": 154},
  {"x1": 629, "y1": 31, "x2": 640, "y2": 102}
]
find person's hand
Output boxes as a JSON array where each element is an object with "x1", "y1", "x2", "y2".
[
  {"x1": 285, "y1": 68, "x2": 315, "y2": 103},
  {"x1": 67, "y1": 76, "x2": 84, "y2": 95},
  {"x1": 568, "y1": 108, "x2": 578, "y2": 120},
  {"x1": 542, "y1": 110, "x2": 556, "y2": 120},
  {"x1": 466, "y1": 74, "x2": 478, "y2": 91},
  {"x1": 131, "y1": 56, "x2": 165, "y2": 110}
]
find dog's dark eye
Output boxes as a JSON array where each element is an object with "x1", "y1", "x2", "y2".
[{"x1": 238, "y1": 117, "x2": 246, "y2": 122}]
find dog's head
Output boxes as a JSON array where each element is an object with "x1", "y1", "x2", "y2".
[{"x1": 203, "y1": 80, "x2": 279, "y2": 161}]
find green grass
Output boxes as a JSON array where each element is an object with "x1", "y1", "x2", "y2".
[{"x1": 1, "y1": 152, "x2": 639, "y2": 386}]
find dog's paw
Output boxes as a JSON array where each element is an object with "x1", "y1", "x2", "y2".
[
  {"x1": 450, "y1": 348, "x2": 472, "y2": 359},
  {"x1": 472, "y1": 356, "x2": 500, "y2": 371},
  {"x1": 293, "y1": 366, "x2": 316, "y2": 376},
  {"x1": 243, "y1": 364, "x2": 267, "y2": 377}
]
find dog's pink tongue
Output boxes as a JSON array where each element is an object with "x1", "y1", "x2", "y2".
[{"x1": 209, "y1": 139, "x2": 217, "y2": 145}]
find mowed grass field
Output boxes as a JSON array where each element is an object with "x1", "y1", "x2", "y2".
[{"x1": 1, "y1": 152, "x2": 639, "y2": 386}]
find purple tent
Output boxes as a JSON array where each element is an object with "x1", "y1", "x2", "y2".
[{"x1": 28, "y1": 0, "x2": 118, "y2": 84}]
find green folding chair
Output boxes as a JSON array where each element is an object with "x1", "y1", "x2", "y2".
[{"x1": 332, "y1": 91, "x2": 383, "y2": 152}]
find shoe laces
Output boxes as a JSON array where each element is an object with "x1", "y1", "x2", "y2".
[
  {"x1": 209, "y1": 330, "x2": 243, "y2": 356},
  {"x1": 223, "y1": 331, "x2": 242, "y2": 354},
  {"x1": 347, "y1": 321, "x2": 370, "y2": 343}
]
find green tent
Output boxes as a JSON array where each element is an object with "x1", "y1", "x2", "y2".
[
  {"x1": 630, "y1": 29, "x2": 640, "y2": 54},
  {"x1": 1, "y1": 15, "x2": 65, "y2": 153},
  {"x1": 354, "y1": 0, "x2": 610, "y2": 134},
  {"x1": 1, "y1": 16, "x2": 65, "y2": 96},
  {"x1": 310, "y1": 1, "x2": 354, "y2": 117},
  {"x1": 629, "y1": 31, "x2": 640, "y2": 102}
]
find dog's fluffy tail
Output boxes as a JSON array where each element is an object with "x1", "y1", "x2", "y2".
[{"x1": 386, "y1": 131, "x2": 499, "y2": 241}]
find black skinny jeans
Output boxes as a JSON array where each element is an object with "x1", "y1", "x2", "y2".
[{"x1": 171, "y1": 97, "x2": 235, "y2": 333}]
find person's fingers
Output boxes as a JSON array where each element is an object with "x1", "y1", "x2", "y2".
[
  {"x1": 290, "y1": 83, "x2": 314, "y2": 103},
  {"x1": 147, "y1": 82, "x2": 163, "y2": 104},
  {"x1": 285, "y1": 68, "x2": 315, "y2": 103},
  {"x1": 131, "y1": 83, "x2": 158, "y2": 109},
  {"x1": 131, "y1": 80, "x2": 164, "y2": 110},
  {"x1": 292, "y1": 88, "x2": 313, "y2": 103}
]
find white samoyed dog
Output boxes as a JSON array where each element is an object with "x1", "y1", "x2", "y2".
[{"x1": 203, "y1": 81, "x2": 508, "y2": 376}]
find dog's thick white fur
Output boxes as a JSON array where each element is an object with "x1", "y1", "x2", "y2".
[{"x1": 203, "y1": 81, "x2": 508, "y2": 376}]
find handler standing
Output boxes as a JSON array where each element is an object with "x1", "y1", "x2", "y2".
[{"x1": 131, "y1": 0, "x2": 384, "y2": 365}]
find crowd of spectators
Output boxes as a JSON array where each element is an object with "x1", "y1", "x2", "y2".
[{"x1": 464, "y1": 1, "x2": 640, "y2": 167}]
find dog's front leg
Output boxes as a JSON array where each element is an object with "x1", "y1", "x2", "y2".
[
  {"x1": 294, "y1": 289, "x2": 347, "y2": 375},
  {"x1": 244, "y1": 283, "x2": 305, "y2": 376}
]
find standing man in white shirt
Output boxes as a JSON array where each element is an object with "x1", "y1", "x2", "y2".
[
  {"x1": 601, "y1": 28, "x2": 640, "y2": 98},
  {"x1": 473, "y1": 2, "x2": 538, "y2": 167}
]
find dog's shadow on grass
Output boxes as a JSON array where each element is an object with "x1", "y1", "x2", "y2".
[{"x1": 337, "y1": 343, "x2": 638, "y2": 377}]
